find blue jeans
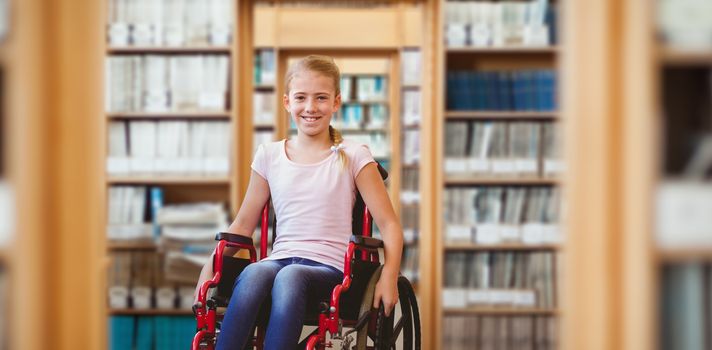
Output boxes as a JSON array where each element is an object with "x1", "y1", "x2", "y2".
[{"x1": 215, "y1": 257, "x2": 342, "y2": 350}]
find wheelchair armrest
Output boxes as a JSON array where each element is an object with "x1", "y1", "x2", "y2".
[
  {"x1": 350, "y1": 235, "x2": 384, "y2": 250},
  {"x1": 215, "y1": 232, "x2": 254, "y2": 246}
]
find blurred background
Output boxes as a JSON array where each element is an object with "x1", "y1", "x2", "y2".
[{"x1": 0, "y1": 0, "x2": 710, "y2": 349}]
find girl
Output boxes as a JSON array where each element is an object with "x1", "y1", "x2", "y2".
[{"x1": 194, "y1": 55, "x2": 404, "y2": 350}]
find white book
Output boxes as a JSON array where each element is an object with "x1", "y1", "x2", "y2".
[
  {"x1": 184, "y1": 0, "x2": 208, "y2": 46},
  {"x1": 188, "y1": 122, "x2": 208, "y2": 173},
  {"x1": 208, "y1": 0, "x2": 232, "y2": 46},
  {"x1": 129, "y1": 121, "x2": 157, "y2": 174},
  {"x1": 163, "y1": 0, "x2": 185, "y2": 46},
  {"x1": 144, "y1": 55, "x2": 169, "y2": 112}
]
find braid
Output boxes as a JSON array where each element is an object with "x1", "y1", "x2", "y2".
[{"x1": 329, "y1": 125, "x2": 348, "y2": 170}]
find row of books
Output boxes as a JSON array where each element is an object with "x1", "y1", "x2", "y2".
[
  {"x1": 445, "y1": 121, "x2": 562, "y2": 177},
  {"x1": 106, "y1": 0, "x2": 234, "y2": 47},
  {"x1": 402, "y1": 90, "x2": 422, "y2": 127},
  {"x1": 446, "y1": 70, "x2": 557, "y2": 111},
  {"x1": 401, "y1": 204, "x2": 420, "y2": 244},
  {"x1": 444, "y1": 0, "x2": 558, "y2": 48},
  {"x1": 253, "y1": 91, "x2": 276, "y2": 125},
  {"x1": 110, "y1": 315, "x2": 196, "y2": 350},
  {"x1": 660, "y1": 263, "x2": 712, "y2": 350},
  {"x1": 401, "y1": 50, "x2": 422, "y2": 86},
  {"x1": 337, "y1": 104, "x2": 389, "y2": 130},
  {"x1": 105, "y1": 55, "x2": 230, "y2": 113},
  {"x1": 340, "y1": 75, "x2": 388, "y2": 102},
  {"x1": 109, "y1": 252, "x2": 206, "y2": 310},
  {"x1": 443, "y1": 252, "x2": 556, "y2": 309},
  {"x1": 444, "y1": 187, "x2": 560, "y2": 245},
  {"x1": 254, "y1": 49, "x2": 276, "y2": 85},
  {"x1": 657, "y1": 0, "x2": 712, "y2": 48},
  {"x1": 108, "y1": 120, "x2": 230, "y2": 176},
  {"x1": 443, "y1": 316, "x2": 558, "y2": 350}
]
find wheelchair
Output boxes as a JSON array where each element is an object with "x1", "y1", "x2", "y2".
[{"x1": 192, "y1": 165, "x2": 421, "y2": 350}]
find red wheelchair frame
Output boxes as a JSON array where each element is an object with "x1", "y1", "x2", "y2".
[{"x1": 192, "y1": 203, "x2": 388, "y2": 350}]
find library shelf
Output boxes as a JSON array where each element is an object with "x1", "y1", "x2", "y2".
[
  {"x1": 446, "y1": 46, "x2": 559, "y2": 54},
  {"x1": 401, "y1": 84, "x2": 421, "y2": 89},
  {"x1": 108, "y1": 241, "x2": 157, "y2": 251},
  {"x1": 658, "y1": 46, "x2": 712, "y2": 66},
  {"x1": 444, "y1": 177, "x2": 560, "y2": 186},
  {"x1": 109, "y1": 308, "x2": 195, "y2": 316},
  {"x1": 442, "y1": 307, "x2": 559, "y2": 316},
  {"x1": 107, "y1": 111, "x2": 232, "y2": 120},
  {"x1": 656, "y1": 247, "x2": 712, "y2": 263},
  {"x1": 445, "y1": 111, "x2": 560, "y2": 120},
  {"x1": 444, "y1": 243, "x2": 561, "y2": 251},
  {"x1": 107, "y1": 46, "x2": 232, "y2": 55},
  {"x1": 254, "y1": 84, "x2": 275, "y2": 90},
  {"x1": 107, "y1": 176, "x2": 231, "y2": 185},
  {"x1": 254, "y1": 124, "x2": 276, "y2": 130}
]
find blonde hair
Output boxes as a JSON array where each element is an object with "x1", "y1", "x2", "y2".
[{"x1": 285, "y1": 55, "x2": 348, "y2": 169}]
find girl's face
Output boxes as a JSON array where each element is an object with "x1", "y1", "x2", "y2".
[{"x1": 283, "y1": 70, "x2": 341, "y2": 138}]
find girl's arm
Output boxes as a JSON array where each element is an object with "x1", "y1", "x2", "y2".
[
  {"x1": 355, "y1": 162, "x2": 404, "y2": 317},
  {"x1": 194, "y1": 170, "x2": 271, "y2": 302}
]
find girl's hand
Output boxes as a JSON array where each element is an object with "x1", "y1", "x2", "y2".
[{"x1": 372, "y1": 270, "x2": 399, "y2": 316}]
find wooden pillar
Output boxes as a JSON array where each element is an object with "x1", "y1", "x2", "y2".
[{"x1": 561, "y1": 0, "x2": 655, "y2": 349}]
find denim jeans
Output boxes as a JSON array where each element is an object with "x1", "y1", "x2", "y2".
[{"x1": 215, "y1": 257, "x2": 342, "y2": 350}]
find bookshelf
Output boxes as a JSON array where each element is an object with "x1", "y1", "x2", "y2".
[
  {"x1": 434, "y1": 0, "x2": 563, "y2": 348},
  {"x1": 102, "y1": 2, "x2": 253, "y2": 349},
  {"x1": 654, "y1": 1, "x2": 712, "y2": 349}
]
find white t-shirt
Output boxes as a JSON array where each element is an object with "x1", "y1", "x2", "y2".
[{"x1": 251, "y1": 139, "x2": 376, "y2": 271}]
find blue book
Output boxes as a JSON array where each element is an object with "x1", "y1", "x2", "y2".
[
  {"x1": 549, "y1": 70, "x2": 558, "y2": 110},
  {"x1": 109, "y1": 316, "x2": 135, "y2": 350},
  {"x1": 446, "y1": 71, "x2": 457, "y2": 110},
  {"x1": 512, "y1": 71, "x2": 522, "y2": 111},
  {"x1": 464, "y1": 71, "x2": 476, "y2": 110},
  {"x1": 455, "y1": 71, "x2": 469, "y2": 110},
  {"x1": 136, "y1": 316, "x2": 154, "y2": 350},
  {"x1": 523, "y1": 70, "x2": 536, "y2": 111},
  {"x1": 485, "y1": 71, "x2": 498, "y2": 111},
  {"x1": 536, "y1": 70, "x2": 547, "y2": 111},
  {"x1": 150, "y1": 187, "x2": 163, "y2": 239},
  {"x1": 498, "y1": 71, "x2": 512, "y2": 111},
  {"x1": 475, "y1": 72, "x2": 486, "y2": 110}
]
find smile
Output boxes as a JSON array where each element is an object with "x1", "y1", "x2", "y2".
[{"x1": 301, "y1": 116, "x2": 321, "y2": 122}]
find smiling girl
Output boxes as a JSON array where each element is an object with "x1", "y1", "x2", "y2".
[{"x1": 194, "y1": 55, "x2": 403, "y2": 350}]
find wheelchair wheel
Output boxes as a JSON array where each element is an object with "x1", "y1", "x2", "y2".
[{"x1": 353, "y1": 268, "x2": 421, "y2": 350}]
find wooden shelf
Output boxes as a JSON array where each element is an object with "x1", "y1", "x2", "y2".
[
  {"x1": 657, "y1": 247, "x2": 712, "y2": 263},
  {"x1": 253, "y1": 123, "x2": 275, "y2": 129},
  {"x1": 254, "y1": 84, "x2": 275, "y2": 90},
  {"x1": 443, "y1": 307, "x2": 559, "y2": 316},
  {"x1": 658, "y1": 46, "x2": 712, "y2": 66},
  {"x1": 444, "y1": 176, "x2": 560, "y2": 186},
  {"x1": 107, "y1": 176, "x2": 231, "y2": 185},
  {"x1": 446, "y1": 46, "x2": 559, "y2": 54},
  {"x1": 108, "y1": 241, "x2": 157, "y2": 251},
  {"x1": 444, "y1": 243, "x2": 561, "y2": 251},
  {"x1": 445, "y1": 111, "x2": 559, "y2": 120},
  {"x1": 107, "y1": 111, "x2": 231, "y2": 119},
  {"x1": 107, "y1": 46, "x2": 231, "y2": 54},
  {"x1": 401, "y1": 84, "x2": 420, "y2": 89},
  {"x1": 109, "y1": 308, "x2": 194, "y2": 316}
]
